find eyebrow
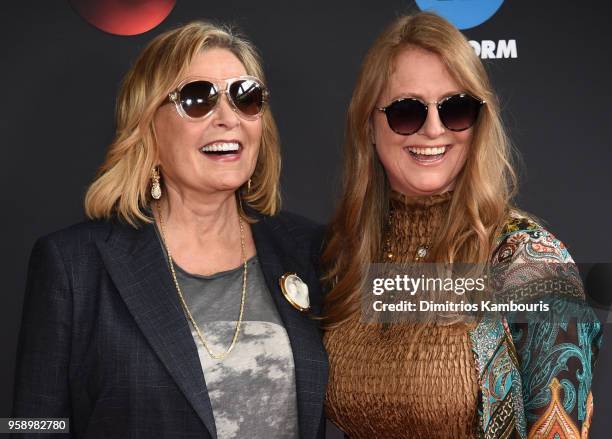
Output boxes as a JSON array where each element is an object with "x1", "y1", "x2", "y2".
[{"x1": 387, "y1": 90, "x2": 462, "y2": 103}]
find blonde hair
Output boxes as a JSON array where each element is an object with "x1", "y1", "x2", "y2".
[
  {"x1": 84, "y1": 21, "x2": 281, "y2": 227},
  {"x1": 321, "y1": 12, "x2": 523, "y2": 328}
]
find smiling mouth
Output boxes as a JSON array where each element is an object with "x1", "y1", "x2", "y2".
[
  {"x1": 405, "y1": 145, "x2": 451, "y2": 163},
  {"x1": 200, "y1": 141, "x2": 242, "y2": 155}
]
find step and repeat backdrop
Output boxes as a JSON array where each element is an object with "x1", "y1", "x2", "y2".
[{"x1": 2, "y1": 0, "x2": 611, "y2": 436}]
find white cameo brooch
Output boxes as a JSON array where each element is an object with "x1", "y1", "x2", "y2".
[{"x1": 279, "y1": 273, "x2": 310, "y2": 312}]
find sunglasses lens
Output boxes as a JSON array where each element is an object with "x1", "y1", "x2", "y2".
[
  {"x1": 385, "y1": 99, "x2": 427, "y2": 135},
  {"x1": 229, "y1": 79, "x2": 265, "y2": 117},
  {"x1": 179, "y1": 81, "x2": 217, "y2": 118},
  {"x1": 439, "y1": 94, "x2": 482, "y2": 131}
]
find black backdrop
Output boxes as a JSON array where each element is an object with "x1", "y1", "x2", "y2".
[{"x1": 2, "y1": 1, "x2": 611, "y2": 437}]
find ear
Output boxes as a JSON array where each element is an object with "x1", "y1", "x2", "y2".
[
  {"x1": 150, "y1": 121, "x2": 163, "y2": 163},
  {"x1": 368, "y1": 116, "x2": 376, "y2": 145}
]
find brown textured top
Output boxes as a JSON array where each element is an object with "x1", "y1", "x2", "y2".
[{"x1": 323, "y1": 190, "x2": 480, "y2": 438}]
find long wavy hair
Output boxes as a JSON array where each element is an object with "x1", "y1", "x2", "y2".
[
  {"x1": 84, "y1": 21, "x2": 281, "y2": 227},
  {"x1": 321, "y1": 12, "x2": 523, "y2": 328}
]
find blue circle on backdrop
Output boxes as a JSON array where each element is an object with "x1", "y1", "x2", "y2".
[{"x1": 415, "y1": 0, "x2": 505, "y2": 30}]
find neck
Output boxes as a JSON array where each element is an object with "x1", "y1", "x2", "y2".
[
  {"x1": 389, "y1": 188, "x2": 454, "y2": 208},
  {"x1": 153, "y1": 183, "x2": 241, "y2": 245}
]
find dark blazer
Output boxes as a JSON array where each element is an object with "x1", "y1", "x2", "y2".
[{"x1": 12, "y1": 209, "x2": 329, "y2": 439}]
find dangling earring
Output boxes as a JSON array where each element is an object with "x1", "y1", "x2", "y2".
[
  {"x1": 151, "y1": 166, "x2": 162, "y2": 200},
  {"x1": 247, "y1": 178, "x2": 252, "y2": 193}
]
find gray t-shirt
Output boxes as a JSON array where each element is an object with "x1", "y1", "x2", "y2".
[{"x1": 154, "y1": 225, "x2": 299, "y2": 438}]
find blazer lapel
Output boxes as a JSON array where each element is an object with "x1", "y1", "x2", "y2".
[
  {"x1": 95, "y1": 220, "x2": 218, "y2": 439},
  {"x1": 250, "y1": 213, "x2": 328, "y2": 439}
]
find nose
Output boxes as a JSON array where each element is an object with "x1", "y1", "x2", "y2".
[
  {"x1": 419, "y1": 104, "x2": 446, "y2": 138},
  {"x1": 211, "y1": 92, "x2": 240, "y2": 129}
]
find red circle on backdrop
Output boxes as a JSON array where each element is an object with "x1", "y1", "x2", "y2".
[{"x1": 69, "y1": 0, "x2": 176, "y2": 36}]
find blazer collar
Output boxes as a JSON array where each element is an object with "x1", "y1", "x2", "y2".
[
  {"x1": 95, "y1": 210, "x2": 327, "y2": 439},
  {"x1": 96, "y1": 219, "x2": 219, "y2": 438}
]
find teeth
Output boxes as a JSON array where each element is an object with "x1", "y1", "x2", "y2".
[
  {"x1": 200, "y1": 142, "x2": 240, "y2": 153},
  {"x1": 408, "y1": 146, "x2": 447, "y2": 155}
]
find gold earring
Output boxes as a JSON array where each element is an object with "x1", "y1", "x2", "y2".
[
  {"x1": 151, "y1": 166, "x2": 162, "y2": 200},
  {"x1": 247, "y1": 178, "x2": 252, "y2": 193}
]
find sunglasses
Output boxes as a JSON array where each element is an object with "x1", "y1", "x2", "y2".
[
  {"x1": 376, "y1": 93, "x2": 485, "y2": 135},
  {"x1": 167, "y1": 75, "x2": 269, "y2": 121}
]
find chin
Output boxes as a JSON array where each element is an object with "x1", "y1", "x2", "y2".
[
  {"x1": 212, "y1": 183, "x2": 244, "y2": 193},
  {"x1": 211, "y1": 177, "x2": 249, "y2": 193},
  {"x1": 400, "y1": 178, "x2": 453, "y2": 196}
]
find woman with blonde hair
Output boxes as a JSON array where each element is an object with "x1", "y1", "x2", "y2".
[
  {"x1": 13, "y1": 21, "x2": 328, "y2": 438},
  {"x1": 322, "y1": 12, "x2": 602, "y2": 438}
]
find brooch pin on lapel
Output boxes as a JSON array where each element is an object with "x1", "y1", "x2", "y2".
[{"x1": 279, "y1": 272, "x2": 310, "y2": 312}]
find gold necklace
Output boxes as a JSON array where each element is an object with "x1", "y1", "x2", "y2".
[{"x1": 155, "y1": 201, "x2": 247, "y2": 360}]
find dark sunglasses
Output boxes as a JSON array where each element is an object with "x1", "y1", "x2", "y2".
[
  {"x1": 167, "y1": 75, "x2": 269, "y2": 121},
  {"x1": 376, "y1": 93, "x2": 485, "y2": 135}
]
